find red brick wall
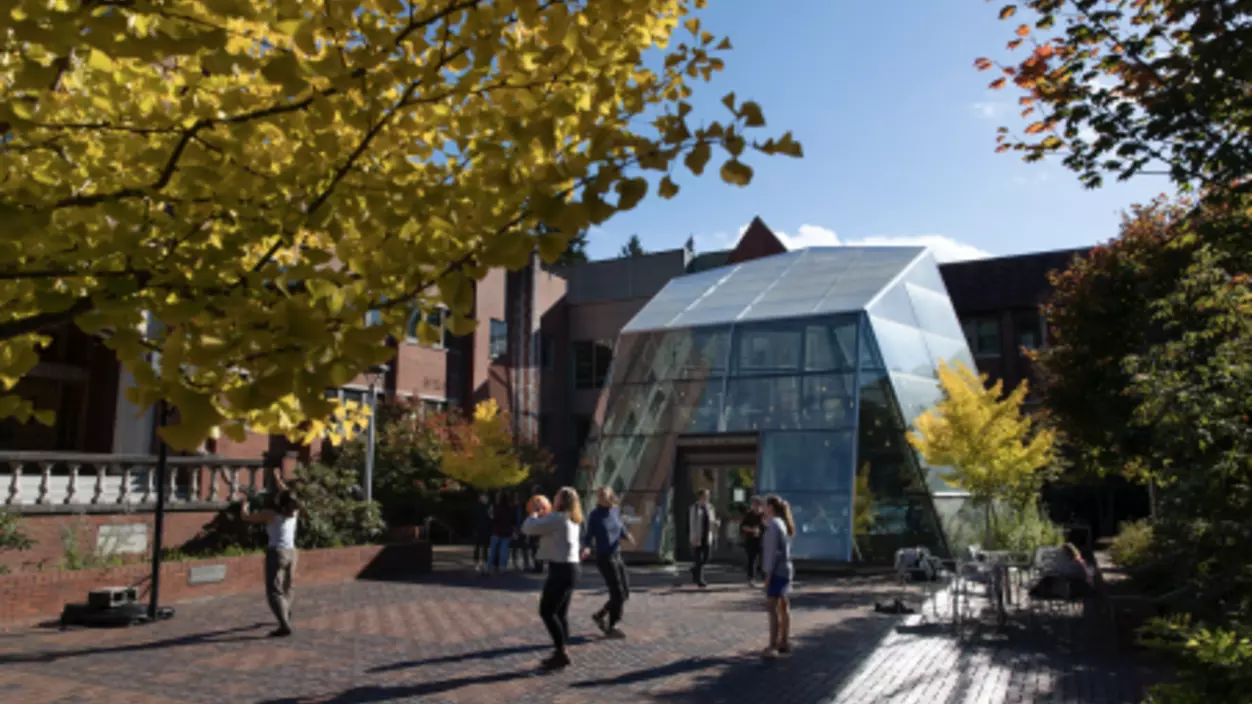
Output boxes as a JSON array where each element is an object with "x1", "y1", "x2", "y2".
[
  {"x1": 472, "y1": 269, "x2": 510, "y2": 408},
  {"x1": 0, "y1": 542, "x2": 432, "y2": 626},
  {"x1": 393, "y1": 341, "x2": 449, "y2": 400},
  {"x1": 1, "y1": 511, "x2": 219, "y2": 574}
]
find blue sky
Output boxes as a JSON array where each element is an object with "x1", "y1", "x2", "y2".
[{"x1": 584, "y1": 0, "x2": 1169, "y2": 262}]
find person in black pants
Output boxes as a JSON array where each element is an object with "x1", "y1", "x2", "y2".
[
  {"x1": 740, "y1": 496, "x2": 766, "y2": 587},
  {"x1": 688, "y1": 489, "x2": 718, "y2": 587},
  {"x1": 581, "y1": 486, "x2": 635, "y2": 638},
  {"x1": 521, "y1": 487, "x2": 584, "y2": 669},
  {"x1": 471, "y1": 492, "x2": 492, "y2": 575}
]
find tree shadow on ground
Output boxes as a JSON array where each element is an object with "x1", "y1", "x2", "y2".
[
  {"x1": 596, "y1": 614, "x2": 902, "y2": 704},
  {"x1": 0, "y1": 624, "x2": 269, "y2": 665},
  {"x1": 258, "y1": 670, "x2": 538, "y2": 704}
]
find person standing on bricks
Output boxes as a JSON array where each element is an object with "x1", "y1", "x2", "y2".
[
  {"x1": 688, "y1": 488, "x2": 719, "y2": 588},
  {"x1": 238, "y1": 470, "x2": 301, "y2": 638},
  {"x1": 582, "y1": 486, "x2": 634, "y2": 638}
]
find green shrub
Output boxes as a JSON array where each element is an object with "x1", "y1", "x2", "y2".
[
  {"x1": 1143, "y1": 616, "x2": 1252, "y2": 704},
  {"x1": 178, "y1": 462, "x2": 385, "y2": 556},
  {"x1": 0, "y1": 510, "x2": 31, "y2": 552},
  {"x1": 1110, "y1": 519, "x2": 1156, "y2": 569},
  {"x1": 989, "y1": 500, "x2": 1065, "y2": 554}
]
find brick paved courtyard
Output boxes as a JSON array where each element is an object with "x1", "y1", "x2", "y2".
[{"x1": 0, "y1": 562, "x2": 1153, "y2": 703}]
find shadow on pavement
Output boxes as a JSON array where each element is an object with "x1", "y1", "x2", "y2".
[
  {"x1": 630, "y1": 614, "x2": 900, "y2": 704},
  {"x1": 366, "y1": 636, "x2": 593, "y2": 673},
  {"x1": 0, "y1": 623, "x2": 269, "y2": 665},
  {"x1": 258, "y1": 670, "x2": 536, "y2": 704}
]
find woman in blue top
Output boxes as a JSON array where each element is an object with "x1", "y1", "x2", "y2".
[{"x1": 760, "y1": 494, "x2": 796, "y2": 660}]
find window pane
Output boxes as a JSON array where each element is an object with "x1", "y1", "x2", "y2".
[
  {"x1": 802, "y1": 317, "x2": 858, "y2": 372},
  {"x1": 961, "y1": 316, "x2": 1001, "y2": 357},
  {"x1": 489, "y1": 319, "x2": 508, "y2": 358},
  {"x1": 573, "y1": 341, "x2": 595, "y2": 389},
  {"x1": 868, "y1": 316, "x2": 936, "y2": 378},
  {"x1": 1014, "y1": 311, "x2": 1041, "y2": 351},
  {"x1": 732, "y1": 322, "x2": 802, "y2": 375},
  {"x1": 777, "y1": 491, "x2": 852, "y2": 561},
  {"x1": 758, "y1": 430, "x2": 855, "y2": 493},
  {"x1": 593, "y1": 342, "x2": 613, "y2": 388},
  {"x1": 665, "y1": 380, "x2": 723, "y2": 434},
  {"x1": 723, "y1": 376, "x2": 800, "y2": 431}
]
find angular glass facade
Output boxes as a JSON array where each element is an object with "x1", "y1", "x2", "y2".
[{"x1": 578, "y1": 247, "x2": 975, "y2": 563}]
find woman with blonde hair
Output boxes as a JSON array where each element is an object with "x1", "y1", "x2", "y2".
[
  {"x1": 760, "y1": 494, "x2": 796, "y2": 660},
  {"x1": 522, "y1": 486, "x2": 584, "y2": 670}
]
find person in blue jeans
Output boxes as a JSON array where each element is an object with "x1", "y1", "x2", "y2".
[
  {"x1": 581, "y1": 486, "x2": 635, "y2": 637},
  {"x1": 488, "y1": 493, "x2": 515, "y2": 576},
  {"x1": 760, "y1": 494, "x2": 796, "y2": 660}
]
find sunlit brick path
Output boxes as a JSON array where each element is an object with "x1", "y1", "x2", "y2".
[{"x1": 0, "y1": 560, "x2": 1151, "y2": 703}]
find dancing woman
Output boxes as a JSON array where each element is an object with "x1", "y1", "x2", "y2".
[{"x1": 521, "y1": 487, "x2": 584, "y2": 669}]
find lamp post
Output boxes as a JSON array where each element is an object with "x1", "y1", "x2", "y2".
[{"x1": 363, "y1": 364, "x2": 389, "y2": 503}]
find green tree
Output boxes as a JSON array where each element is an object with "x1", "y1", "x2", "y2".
[
  {"x1": 0, "y1": 0, "x2": 802, "y2": 449},
  {"x1": 908, "y1": 361, "x2": 1057, "y2": 544},
  {"x1": 552, "y1": 228, "x2": 590, "y2": 267},
  {"x1": 327, "y1": 398, "x2": 454, "y2": 526},
  {"x1": 977, "y1": 1, "x2": 1250, "y2": 196},
  {"x1": 619, "y1": 234, "x2": 647, "y2": 258},
  {"x1": 1124, "y1": 248, "x2": 1252, "y2": 617},
  {"x1": 439, "y1": 399, "x2": 530, "y2": 490}
]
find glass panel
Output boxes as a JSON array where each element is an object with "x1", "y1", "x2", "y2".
[
  {"x1": 868, "y1": 316, "x2": 935, "y2": 378},
  {"x1": 802, "y1": 316, "x2": 859, "y2": 372},
  {"x1": 866, "y1": 279, "x2": 920, "y2": 329},
  {"x1": 633, "y1": 326, "x2": 731, "y2": 381},
  {"x1": 598, "y1": 383, "x2": 655, "y2": 437},
  {"x1": 904, "y1": 283, "x2": 966, "y2": 342},
  {"x1": 921, "y1": 332, "x2": 976, "y2": 373},
  {"x1": 758, "y1": 430, "x2": 856, "y2": 493},
  {"x1": 594, "y1": 434, "x2": 669, "y2": 495},
  {"x1": 961, "y1": 316, "x2": 1001, "y2": 357},
  {"x1": 1014, "y1": 311, "x2": 1042, "y2": 351},
  {"x1": 778, "y1": 491, "x2": 852, "y2": 561},
  {"x1": 619, "y1": 491, "x2": 668, "y2": 553},
  {"x1": 724, "y1": 376, "x2": 800, "y2": 431},
  {"x1": 610, "y1": 333, "x2": 657, "y2": 385},
  {"x1": 732, "y1": 322, "x2": 803, "y2": 375},
  {"x1": 665, "y1": 379, "x2": 724, "y2": 434},
  {"x1": 858, "y1": 318, "x2": 885, "y2": 370}
]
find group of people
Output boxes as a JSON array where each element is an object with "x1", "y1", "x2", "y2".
[
  {"x1": 472, "y1": 488, "x2": 545, "y2": 576},
  {"x1": 234, "y1": 472, "x2": 800, "y2": 666},
  {"x1": 520, "y1": 485, "x2": 799, "y2": 668}
]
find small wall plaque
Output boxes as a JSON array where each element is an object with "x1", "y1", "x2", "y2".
[
  {"x1": 188, "y1": 564, "x2": 227, "y2": 585},
  {"x1": 97, "y1": 524, "x2": 149, "y2": 555}
]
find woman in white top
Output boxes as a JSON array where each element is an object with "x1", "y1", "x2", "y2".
[
  {"x1": 239, "y1": 472, "x2": 300, "y2": 638},
  {"x1": 521, "y1": 486, "x2": 584, "y2": 670},
  {"x1": 760, "y1": 494, "x2": 796, "y2": 660}
]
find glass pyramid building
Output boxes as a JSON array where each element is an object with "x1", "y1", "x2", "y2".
[{"x1": 576, "y1": 246, "x2": 977, "y2": 564}]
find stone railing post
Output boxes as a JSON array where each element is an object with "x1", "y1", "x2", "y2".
[
  {"x1": 92, "y1": 464, "x2": 106, "y2": 504},
  {"x1": 189, "y1": 465, "x2": 201, "y2": 502},
  {"x1": 5, "y1": 462, "x2": 19, "y2": 506},
  {"x1": 142, "y1": 466, "x2": 155, "y2": 503},
  {"x1": 64, "y1": 463, "x2": 80, "y2": 504},
  {"x1": 35, "y1": 461, "x2": 52, "y2": 504},
  {"x1": 119, "y1": 463, "x2": 132, "y2": 504},
  {"x1": 228, "y1": 467, "x2": 240, "y2": 497},
  {"x1": 166, "y1": 465, "x2": 178, "y2": 504},
  {"x1": 207, "y1": 466, "x2": 220, "y2": 502}
]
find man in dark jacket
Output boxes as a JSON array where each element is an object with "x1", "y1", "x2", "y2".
[
  {"x1": 739, "y1": 496, "x2": 766, "y2": 587},
  {"x1": 472, "y1": 492, "x2": 492, "y2": 575}
]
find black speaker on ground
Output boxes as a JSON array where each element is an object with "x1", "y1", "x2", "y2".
[{"x1": 60, "y1": 586, "x2": 174, "y2": 629}]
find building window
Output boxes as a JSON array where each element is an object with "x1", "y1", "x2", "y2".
[
  {"x1": 1014, "y1": 311, "x2": 1042, "y2": 351},
  {"x1": 573, "y1": 415, "x2": 593, "y2": 453},
  {"x1": 573, "y1": 340, "x2": 613, "y2": 389},
  {"x1": 489, "y1": 319, "x2": 508, "y2": 359},
  {"x1": 539, "y1": 332, "x2": 555, "y2": 369},
  {"x1": 961, "y1": 316, "x2": 1001, "y2": 357},
  {"x1": 407, "y1": 307, "x2": 451, "y2": 349}
]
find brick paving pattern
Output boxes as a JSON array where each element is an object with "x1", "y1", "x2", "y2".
[{"x1": 0, "y1": 563, "x2": 1153, "y2": 703}]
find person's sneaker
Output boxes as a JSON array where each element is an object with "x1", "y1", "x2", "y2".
[
  {"x1": 592, "y1": 611, "x2": 609, "y2": 635},
  {"x1": 606, "y1": 627, "x2": 627, "y2": 639},
  {"x1": 777, "y1": 643, "x2": 792, "y2": 655},
  {"x1": 760, "y1": 647, "x2": 778, "y2": 660},
  {"x1": 697, "y1": 582, "x2": 709, "y2": 588},
  {"x1": 540, "y1": 651, "x2": 571, "y2": 670},
  {"x1": 267, "y1": 627, "x2": 293, "y2": 638},
  {"x1": 748, "y1": 579, "x2": 758, "y2": 588}
]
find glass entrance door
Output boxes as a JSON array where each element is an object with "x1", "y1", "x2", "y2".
[{"x1": 687, "y1": 465, "x2": 756, "y2": 562}]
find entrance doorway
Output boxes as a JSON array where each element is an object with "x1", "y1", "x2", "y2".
[{"x1": 673, "y1": 436, "x2": 759, "y2": 563}]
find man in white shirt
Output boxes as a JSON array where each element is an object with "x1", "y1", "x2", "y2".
[{"x1": 239, "y1": 470, "x2": 300, "y2": 637}]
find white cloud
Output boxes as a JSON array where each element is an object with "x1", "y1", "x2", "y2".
[
  {"x1": 971, "y1": 101, "x2": 1007, "y2": 120},
  {"x1": 773, "y1": 224, "x2": 991, "y2": 264}
]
